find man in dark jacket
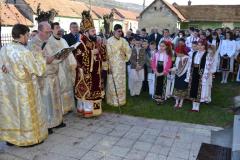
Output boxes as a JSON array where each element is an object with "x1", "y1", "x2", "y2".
[
  {"x1": 63, "y1": 22, "x2": 80, "y2": 46},
  {"x1": 148, "y1": 28, "x2": 162, "y2": 46}
]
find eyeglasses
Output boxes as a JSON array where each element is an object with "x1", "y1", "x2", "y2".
[{"x1": 41, "y1": 30, "x2": 52, "y2": 35}]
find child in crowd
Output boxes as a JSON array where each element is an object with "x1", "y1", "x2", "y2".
[
  {"x1": 151, "y1": 41, "x2": 172, "y2": 104},
  {"x1": 218, "y1": 31, "x2": 237, "y2": 83},
  {"x1": 129, "y1": 38, "x2": 146, "y2": 96},
  {"x1": 146, "y1": 41, "x2": 158, "y2": 98},
  {"x1": 185, "y1": 40, "x2": 215, "y2": 112},
  {"x1": 172, "y1": 38, "x2": 190, "y2": 108},
  {"x1": 127, "y1": 37, "x2": 135, "y2": 91},
  {"x1": 142, "y1": 39, "x2": 150, "y2": 92},
  {"x1": 201, "y1": 45, "x2": 217, "y2": 103}
]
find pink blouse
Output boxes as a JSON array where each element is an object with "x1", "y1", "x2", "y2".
[{"x1": 151, "y1": 51, "x2": 172, "y2": 75}]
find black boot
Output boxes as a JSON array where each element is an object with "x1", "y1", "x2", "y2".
[
  {"x1": 54, "y1": 122, "x2": 66, "y2": 129},
  {"x1": 22, "y1": 141, "x2": 44, "y2": 148},
  {"x1": 6, "y1": 142, "x2": 14, "y2": 146},
  {"x1": 48, "y1": 128, "x2": 53, "y2": 135}
]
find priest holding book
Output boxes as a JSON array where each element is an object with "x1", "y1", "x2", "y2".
[
  {"x1": 73, "y1": 10, "x2": 107, "y2": 118},
  {"x1": 47, "y1": 22, "x2": 77, "y2": 115},
  {"x1": 28, "y1": 21, "x2": 65, "y2": 132}
]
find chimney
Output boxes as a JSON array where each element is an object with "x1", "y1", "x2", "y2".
[
  {"x1": 188, "y1": 0, "x2": 192, "y2": 6},
  {"x1": 172, "y1": 2, "x2": 178, "y2": 7},
  {"x1": 143, "y1": 0, "x2": 146, "y2": 10}
]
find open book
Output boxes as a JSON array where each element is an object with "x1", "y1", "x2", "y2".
[{"x1": 54, "y1": 42, "x2": 81, "y2": 59}]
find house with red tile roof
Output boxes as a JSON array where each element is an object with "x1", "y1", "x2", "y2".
[
  {"x1": 1, "y1": 3, "x2": 33, "y2": 45},
  {"x1": 112, "y1": 8, "x2": 139, "y2": 33},
  {"x1": 139, "y1": 0, "x2": 240, "y2": 32},
  {"x1": 90, "y1": 6, "x2": 139, "y2": 33},
  {"x1": 2, "y1": 0, "x2": 139, "y2": 35},
  {"x1": 11, "y1": 0, "x2": 90, "y2": 32},
  {"x1": 138, "y1": 0, "x2": 186, "y2": 33}
]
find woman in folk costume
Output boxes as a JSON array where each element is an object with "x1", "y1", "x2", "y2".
[
  {"x1": 236, "y1": 40, "x2": 240, "y2": 82},
  {"x1": 172, "y1": 38, "x2": 190, "y2": 108},
  {"x1": 73, "y1": 11, "x2": 107, "y2": 118},
  {"x1": 185, "y1": 40, "x2": 215, "y2": 112},
  {"x1": 165, "y1": 41, "x2": 176, "y2": 100},
  {"x1": 217, "y1": 31, "x2": 237, "y2": 83},
  {"x1": 208, "y1": 31, "x2": 220, "y2": 49},
  {"x1": 129, "y1": 37, "x2": 146, "y2": 96},
  {"x1": 151, "y1": 41, "x2": 172, "y2": 105},
  {"x1": 146, "y1": 41, "x2": 158, "y2": 98},
  {"x1": 200, "y1": 45, "x2": 218, "y2": 103},
  {"x1": 0, "y1": 24, "x2": 48, "y2": 146},
  {"x1": 208, "y1": 32, "x2": 221, "y2": 72}
]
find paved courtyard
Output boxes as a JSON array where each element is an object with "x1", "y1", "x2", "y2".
[{"x1": 0, "y1": 113, "x2": 222, "y2": 160}]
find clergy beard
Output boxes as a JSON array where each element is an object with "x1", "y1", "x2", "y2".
[{"x1": 89, "y1": 35, "x2": 97, "y2": 42}]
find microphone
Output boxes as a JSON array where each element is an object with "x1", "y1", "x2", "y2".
[{"x1": 41, "y1": 42, "x2": 47, "y2": 50}]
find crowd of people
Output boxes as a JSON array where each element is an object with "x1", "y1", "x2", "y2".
[
  {"x1": 124, "y1": 27, "x2": 240, "y2": 109},
  {"x1": 0, "y1": 9, "x2": 240, "y2": 147}
]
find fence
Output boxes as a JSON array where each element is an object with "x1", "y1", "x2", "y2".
[{"x1": 1, "y1": 34, "x2": 13, "y2": 47}]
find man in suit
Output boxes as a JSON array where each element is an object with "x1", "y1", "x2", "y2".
[
  {"x1": 63, "y1": 22, "x2": 80, "y2": 46},
  {"x1": 148, "y1": 28, "x2": 162, "y2": 47}
]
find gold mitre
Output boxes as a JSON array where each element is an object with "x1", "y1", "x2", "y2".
[{"x1": 80, "y1": 10, "x2": 95, "y2": 32}]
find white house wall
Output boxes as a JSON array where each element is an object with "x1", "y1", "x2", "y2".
[
  {"x1": 1, "y1": 27, "x2": 13, "y2": 35},
  {"x1": 139, "y1": 0, "x2": 179, "y2": 33}
]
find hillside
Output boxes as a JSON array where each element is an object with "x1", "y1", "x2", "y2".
[{"x1": 73, "y1": 0, "x2": 143, "y2": 12}]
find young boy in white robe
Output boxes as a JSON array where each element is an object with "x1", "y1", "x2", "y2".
[
  {"x1": 146, "y1": 41, "x2": 158, "y2": 98},
  {"x1": 129, "y1": 38, "x2": 146, "y2": 96}
]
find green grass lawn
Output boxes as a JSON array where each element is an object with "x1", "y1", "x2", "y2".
[{"x1": 103, "y1": 77, "x2": 240, "y2": 127}]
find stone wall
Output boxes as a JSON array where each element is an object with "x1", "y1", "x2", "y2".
[{"x1": 138, "y1": 0, "x2": 179, "y2": 33}]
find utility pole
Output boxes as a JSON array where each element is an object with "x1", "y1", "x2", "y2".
[
  {"x1": 89, "y1": 0, "x2": 91, "y2": 11},
  {"x1": 0, "y1": 1, "x2": 2, "y2": 48},
  {"x1": 143, "y1": 0, "x2": 145, "y2": 10}
]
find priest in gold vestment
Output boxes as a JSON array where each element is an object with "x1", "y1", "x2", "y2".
[
  {"x1": 0, "y1": 24, "x2": 48, "y2": 146},
  {"x1": 48, "y1": 22, "x2": 76, "y2": 115},
  {"x1": 73, "y1": 11, "x2": 107, "y2": 118},
  {"x1": 28, "y1": 22, "x2": 65, "y2": 131},
  {"x1": 106, "y1": 24, "x2": 131, "y2": 106}
]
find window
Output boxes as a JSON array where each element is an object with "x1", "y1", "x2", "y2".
[
  {"x1": 154, "y1": 7, "x2": 157, "y2": 11},
  {"x1": 189, "y1": 24, "x2": 199, "y2": 29},
  {"x1": 160, "y1": 6, "x2": 163, "y2": 11}
]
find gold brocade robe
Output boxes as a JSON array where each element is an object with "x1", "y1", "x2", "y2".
[
  {"x1": 28, "y1": 35, "x2": 62, "y2": 128},
  {"x1": 106, "y1": 36, "x2": 131, "y2": 106},
  {"x1": 46, "y1": 36, "x2": 76, "y2": 115},
  {"x1": 0, "y1": 42, "x2": 48, "y2": 146}
]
